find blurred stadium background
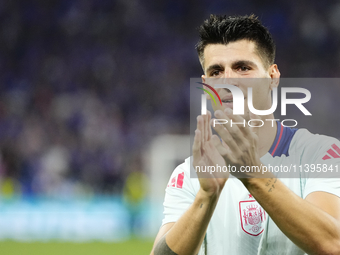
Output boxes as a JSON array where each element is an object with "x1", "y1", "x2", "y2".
[{"x1": 1, "y1": 0, "x2": 340, "y2": 254}]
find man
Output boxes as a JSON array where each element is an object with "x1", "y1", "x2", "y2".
[{"x1": 150, "y1": 14, "x2": 340, "y2": 255}]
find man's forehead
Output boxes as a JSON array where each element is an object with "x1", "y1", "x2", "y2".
[
  {"x1": 202, "y1": 40, "x2": 263, "y2": 70},
  {"x1": 204, "y1": 40, "x2": 256, "y2": 52}
]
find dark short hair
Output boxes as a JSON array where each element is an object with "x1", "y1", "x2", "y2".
[{"x1": 196, "y1": 14, "x2": 276, "y2": 68}]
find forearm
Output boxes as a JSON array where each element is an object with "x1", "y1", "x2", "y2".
[
  {"x1": 154, "y1": 189, "x2": 219, "y2": 255},
  {"x1": 243, "y1": 177, "x2": 340, "y2": 254}
]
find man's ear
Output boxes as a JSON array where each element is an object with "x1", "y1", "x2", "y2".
[
  {"x1": 201, "y1": 74, "x2": 206, "y2": 83},
  {"x1": 269, "y1": 64, "x2": 280, "y2": 90}
]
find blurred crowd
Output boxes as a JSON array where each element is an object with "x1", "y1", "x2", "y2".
[{"x1": 0, "y1": 0, "x2": 340, "y2": 197}]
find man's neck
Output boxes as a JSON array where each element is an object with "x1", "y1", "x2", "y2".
[{"x1": 257, "y1": 116, "x2": 278, "y2": 157}]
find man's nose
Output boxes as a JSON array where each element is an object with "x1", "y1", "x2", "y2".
[
  {"x1": 223, "y1": 69, "x2": 230, "y2": 78},
  {"x1": 220, "y1": 69, "x2": 238, "y2": 84},
  {"x1": 221, "y1": 69, "x2": 235, "y2": 78}
]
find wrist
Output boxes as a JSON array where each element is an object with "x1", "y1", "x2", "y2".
[
  {"x1": 241, "y1": 177, "x2": 261, "y2": 189},
  {"x1": 239, "y1": 162, "x2": 275, "y2": 187},
  {"x1": 197, "y1": 187, "x2": 221, "y2": 201},
  {"x1": 241, "y1": 174, "x2": 276, "y2": 191}
]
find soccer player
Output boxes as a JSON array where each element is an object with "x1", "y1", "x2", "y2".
[{"x1": 150, "y1": 15, "x2": 340, "y2": 255}]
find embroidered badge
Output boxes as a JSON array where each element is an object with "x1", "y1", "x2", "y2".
[{"x1": 239, "y1": 200, "x2": 266, "y2": 236}]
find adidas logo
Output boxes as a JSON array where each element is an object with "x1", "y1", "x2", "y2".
[
  {"x1": 167, "y1": 172, "x2": 184, "y2": 188},
  {"x1": 322, "y1": 144, "x2": 340, "y2": 160}
]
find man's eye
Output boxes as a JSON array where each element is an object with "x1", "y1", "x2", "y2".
[
  {"x1": 211, "y1": 70, "x2": 221, "y2": 76},
  {"x1": 238, "y1": 66, "x2": 250, "y2": 72}
]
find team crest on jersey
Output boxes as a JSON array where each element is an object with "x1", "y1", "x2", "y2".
[{"x1": 239, "y1": 200, "x2": 266, "y2": 236}]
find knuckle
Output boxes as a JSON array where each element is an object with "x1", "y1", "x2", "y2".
[
  {"x1": 230, "y1": 129, "x2": 241, "y2": 138},
  {"x1": 228, "y1": 128, "x2": 237, "y2": 135},
  {"x1": 221, "y1": 150, "x2": 229, "y2": 158},
  {"x1": 203, "y1": 143, "x2": 209, "y2": 151},
  {"x1": 234, "y1": 156, "x2": 242, "y2": 163},
  {"x1": 242, "y1": 140, "x2": 250, "y2": 149}
]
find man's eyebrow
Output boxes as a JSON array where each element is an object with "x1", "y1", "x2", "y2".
[
  {"x1": 205, "y1": 60, "x2": 258, "y2": 74},
  {"x1": 231, "y1": 60, "x2": 257, "y2": 68}
]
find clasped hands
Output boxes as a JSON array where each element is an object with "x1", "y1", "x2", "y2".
[{"x1": 193, "y1": 108, "x2": 263, "y2": 193}]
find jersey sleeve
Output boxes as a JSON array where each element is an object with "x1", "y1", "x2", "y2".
[
  {"x1": 298, "y1": 131, "x2": 340, "y2": 199},
  {"x1": 162, "y1": 158, "x2": 198, "y2": 226},
  {"x1": 303, "y1": 177, "x2": 340, "y2": 199}
]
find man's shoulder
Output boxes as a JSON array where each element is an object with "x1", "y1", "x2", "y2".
[
  {"x1": 166, "y1": 156, "x2": 199, "y2": 190},
  {"x1": 293, "y1": 128, "x2": 339, "y2": 146},
  {"x1": 294, "y1": 128, "x2": 338, "y2": 142},
  {"x1": 291, "y1": 128, "x2": 340, "y2": 161}
]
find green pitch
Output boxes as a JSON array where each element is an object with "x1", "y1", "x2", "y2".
[{"x1": 0, "y1": 239, "x2": 154, "y2": 255}]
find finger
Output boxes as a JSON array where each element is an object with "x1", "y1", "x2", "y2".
[
  {"x1": 214, "y1": 110, "x2": 246, "y2": 145},
  {"x1": 192, "y1": 129, "x2": 202, "y2": 164},
  {"x1": 224, "y1": 108, "x2": 252, "y2": 137},
  {"x1": 197, "y1": 115, "x2": 205, "y2": 147},
  {"x1": 211, "y1": 119, "x2": 242, "y2": 156},
  {"x1": 221, "y1": 139, "x2": 230, "y2": 150},
  {"x1": 204, "y1": 112, "x2": 209, "y2": 142},
  {"x1": 204, "y1": 137, "x2": 231, "y2": 179},
  {"x1": 249, "y1": 112, "x2": 261, "y2": 139},
  {"x1": 211, "y1": 135, "x2": 229, "y2": 154},
  {"x1": 209, "y1": 126, "x2": 231, "y2": 151},
  {"x1": 207, "y1": 111, "x2": 212, "y2": 141},
  {"x1": 204, "y1": 136, "x2": 222, "y2": 160},
  {"x1": 211, "y1": 135, "x2": 236, "y2": 162},
  {"x1": 203, "y1": 139, "x2": 223, "y2": 168}
]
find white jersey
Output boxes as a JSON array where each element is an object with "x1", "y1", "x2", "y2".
[{"x1": 162, "y1": 124, "x2": 340, "y2": 255}]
